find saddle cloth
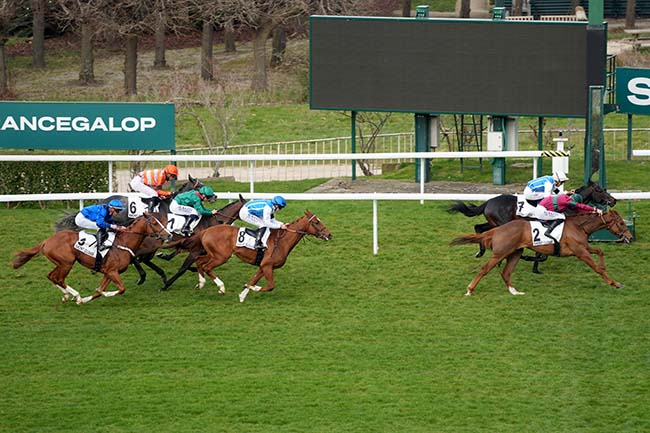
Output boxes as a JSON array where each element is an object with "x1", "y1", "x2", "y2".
[
  {"x1": 235, "y1": 228, "x2": 272, "y2": 250},
  {"x1": 165, "y1": 213, "x2": 202, "y2": 235},
  {"x1": 515, "y1": 195, "x2": 537, "y2": 218},
  {"x1": 74, "y1": 231, "x2": 117, "y2": 257},
  {"x1": 529, "y1": 221, "x2": 565, "y2": 246}
]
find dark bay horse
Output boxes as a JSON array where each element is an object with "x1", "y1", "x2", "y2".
[
  {"x1": 448, "y1": 181, "x2": 617, "y2": 273},
  {"x1": 188, "y1": 210, "x2": 332, "y2": 302},
  {"x1": 131, "y1": 194, "x2": 247, "y2": 287},
  {"x1": 12, "y1": 213, "x2": 171, "y2": 304},
  {"x1": 450, "y1": 210, "x2": 632, "y2": 296}
]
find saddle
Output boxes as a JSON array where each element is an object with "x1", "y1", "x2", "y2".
[
  {"x1": 74, "y1": 231, "x2": 116, "y2": 258},
  {"x1": 236, "y1": 228, "x2": 271, "y2": 250},
  {"x1": 166, "y1": 213, "x2": 202, "y2": 235}
]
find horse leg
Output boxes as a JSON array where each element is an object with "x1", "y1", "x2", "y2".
[
  {"x1": 240, "y1": 267, "x2": 272, "y2": 303},
  {"x1": 160, "y1": 253, "x2": 198, "y2": 292},
  {"x1": 573, "y1": 248, "x2": 624, "y2": 288},
  {"x1": 47, "y1": 264, "x2": 80, "y2": 303},
  {"x1": 586, "y1": 246, "x2": 607, "y2": 271},
  {"x1": 156, "y1": 251, "x2": 178, "y2": 261},
  {"x1": 195, "y1": 255, "x2": 228, "y2": 294},
  {"x1": 77, "y1": 275, "x2": 113, "y2": 304},
  {"x1": 500, "y1": 249, "x2": 525, "y2": 295},
  {"x1": 142, "y1": 257, "x2": 168, "y2": 286},
  {"x1": 465, "y1": 255, "x2": 506, "y2": 296},
  {"x1": 131, "y1": 257, "x2": 148, "y2": 285}
]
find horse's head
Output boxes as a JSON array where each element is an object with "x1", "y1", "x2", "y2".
[
  {"x1": 577, "y1": 181, "x2": 617, "y2": 208},
  {"x1": 174, "y1": 175, "x2": 204, "y2": 196},
  {"x1": 602, "y1": 210, "x2": 633, "y2": 244},
  {"x1": 142, "y1": 212, "x2": 173, "y2": 241},
  {"x1": 304, "y1": 210, "x2": 332, "y2": 241},
  {"x1": 212, "y1": 194, "x2": 247, "y2": 225}
]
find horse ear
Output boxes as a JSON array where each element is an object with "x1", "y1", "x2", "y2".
[
  {"x1": 239, "y1": 193, "x2": 244, "y2": 202},
  {"x1": 188, "y1": 174, "x2": 196, "y2": 183}
]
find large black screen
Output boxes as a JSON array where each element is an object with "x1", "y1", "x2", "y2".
[{"x1": 309, "y1": 16, "x2": 606, "y2": 117}]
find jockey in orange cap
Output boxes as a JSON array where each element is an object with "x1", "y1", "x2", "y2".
[{"x1": 129, "y1": 164, "x2": 179, "y2": 211}]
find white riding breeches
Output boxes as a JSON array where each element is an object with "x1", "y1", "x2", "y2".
[
  {"x1": 75, "y1": 213, "x2": 100, "y2": 230},
  {"x1": 534, "y1": 206, "x2": 566, "y2": 221},
  {"x1": 169, "y1": 200, "x2": 199, "y2": 217},
  {"x1": 129, "y1": 176, "x2": 158, "y2": 198},
  {"x1": 523, "y1": 186, "x2": 545, "y2": 201},
  {"x1": 239, "y1": 207, "x2": 264, "y2": 228}
]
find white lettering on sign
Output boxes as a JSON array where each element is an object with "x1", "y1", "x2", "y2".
[
  {"x1": 627, "y1": 77, "x2": 650, "y2": 106},
  {"x1": 0, "y1": 116, "x2": 158, "y2": 132}
]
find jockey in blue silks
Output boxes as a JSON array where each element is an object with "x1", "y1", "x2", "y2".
[
  {"x1": 238, "y1": 196, "x2": 288, "y2": 250},
  {"x1": 75, "y1": 199, "x2": 125, "y2": 272},
  {"x1": 523, "y1": 171, "x2": 568, "y2": 206}
]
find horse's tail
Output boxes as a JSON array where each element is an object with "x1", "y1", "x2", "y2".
[
  {"x1": 55, "y1": 212, "x2": 80, "y2": 232},
  {"x1": 450, "y1": 232, "x2": 493, "y2": 250},
  {"x1": 448, "y1": 201, "x2": 487, "y2": 218},
  {"x1": 12, "y1": 242, "x2": 45, "y2": 269}
]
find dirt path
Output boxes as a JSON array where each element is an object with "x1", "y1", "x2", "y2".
[{"x1": 307, "y1": 178, "x2": 525, "y2": 195}]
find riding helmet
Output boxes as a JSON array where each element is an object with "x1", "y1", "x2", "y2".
[
  {"x1": 108, "y1": 199, "x2": 124, "y2": 210},
  {"x1": 165, "y1": 164, "x2": 179, "y2": 177},
  {"x1": 272, "y1": 196, "x2": 287, "y2": 208},
  {"x1": 199, "y1": 186, "x2": 215, "y2": 197},
  {"x1": 553, "y1": 171, "x2": 568, "y2": 183}
]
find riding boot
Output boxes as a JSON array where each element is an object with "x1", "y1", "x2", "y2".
[
  {"x1": 93, "y1": 229, "x2": 106, "y2": 273},
  {"x1": 543, "y1": 219, "x2": 563, "y2": 243},
  {"x1": 254, "y1": 227, "x2": 267, "y2": 251},
  {"x1": 180, "y1": 215, "x2": 198, "y2": 237}
]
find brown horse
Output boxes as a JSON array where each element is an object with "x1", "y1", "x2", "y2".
[
  {"x1": 12, "y1": 213, "x2": 171, "y2": 304},
  {"x1": 450, "y1": 210, "x2": 633, "y2": 296},
  {"x1": 191, "y1": 210, "x2": 332, "y2": 302}
]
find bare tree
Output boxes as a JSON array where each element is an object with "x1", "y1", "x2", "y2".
[
  {"x1": 224, "y1": 25, "x2": 236, "y2": 52},
  {"x1": 153, "y1": 0, "x2": 167, "y2": 69},
  {"x1": 626, "y1": 0, "x2": 636, "y2": 29},
  {"x1": 200, "y1": 19, "x2": 214, "y2": 80},
  {"x1": 270, "y1": 25, "x2": 285, "y2": 68},
  {"x1": 347, "y1": 112, "x2": 392, "y2": 176},
  {"x1": 31, "y1": 0, "x2": 45, "y2": 68},
  {"x1": 0, "y1": 0, "x2": 18, "y2": 96},
  {"x1": 513, "y1": 0, "x2": 523, "y2": 16}
]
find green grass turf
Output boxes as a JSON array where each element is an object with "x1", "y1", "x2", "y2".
[{"x1": 2, "y1": 197, "x2": 650, "y2": 433}]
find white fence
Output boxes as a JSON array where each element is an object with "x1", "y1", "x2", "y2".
[{"x1": 2, "y1": 151, "x2": 649, "y2": 255}]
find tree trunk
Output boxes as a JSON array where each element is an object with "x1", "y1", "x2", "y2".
[
  {"x1": 251, "y1": 24, "x2": 273, "y2": 92},
  {"x1": 154, "y1": 9, "x2": 167, "y2": 69},
  {"x1": 201, "y1": 20, "x2": 213, "y2": 81},
  {"x1": 224, "y1": 28, "x2": 236, "y2": 53},
  {"x1": 270, "y1": 26, "x2": 286, "y2": 68},
  {"x1": 459, "y1": 0, "x2": 471, "y2": 18},
  {"x1": 79, "y1": 21, "x2": 94, "y2": 85},
  {"x1": 124, "y1": 34, "x2": 138, "y2": 96},
  {"x1": 0, "y1": 39, "x2": 8, "y2": 96},
  {"x1": 401, "y1": 0, "x2": 410, "y2": 17},
  {"x1": 513, "y1": 0, "x2": 523, "y2": 16},
  {"x1": 32, "y1": 0, "x2": 46, "y2": 68},
  {"x1": 626, "y1": 0, "x2": 636, "y2": 29}
]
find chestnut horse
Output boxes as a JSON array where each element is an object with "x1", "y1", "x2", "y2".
[
  {"x1": 12, "y1": 213, "x2": 171, "y2": 304},
  {"x1": 450, "y1": 210, "x2": 632, "y2": 296},
  {"x1": 190, "y1": 210, "x2": 332, "y2": 302},
  {"x1": 448, "y1": 181, "x2": 618, "y2": 273}
]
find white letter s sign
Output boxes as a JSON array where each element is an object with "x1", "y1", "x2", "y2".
[{"x1": 627, "y1": 77, "x2": 650, "y2": 106}]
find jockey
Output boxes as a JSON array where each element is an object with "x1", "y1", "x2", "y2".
[
  {"x1": 239, "y1": 196, "x2": 288, "y2": 250},
  {"x1": 170, "y1": 185, "x2": 218, "y2": 236},
  {"x1": 74, "y1": 199, "x2": 126, "y2": 272},
  {"x1": 536, "y1": 193, "x2": 603, "y2": 244},
  {"x1": 129, "y1": 164, "x2": 179, "y2": 212},
  {"x1": 523, "y1": 171, "x2": 568, "y2": 206}
]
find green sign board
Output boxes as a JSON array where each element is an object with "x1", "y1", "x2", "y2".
[
  {"x1": 616, "y1": 67, "x2": 650, "y2": 115},
  {"x1": 0, "y1": 101, "x2": 175, "y2": 150}
]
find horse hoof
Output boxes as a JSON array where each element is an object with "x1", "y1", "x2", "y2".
[
  {"x1": 532, "y1": 269, "x2": 543, "y2": 275},
  {"x1": 615, "y1": 283, "x2": 625, "y2": 289},
  {"x1": 137, "y1": 279, "x2": 145, "y2": 286},
  {"x1": 464, "y1": 291, "x2": 472, "y2": 296}
]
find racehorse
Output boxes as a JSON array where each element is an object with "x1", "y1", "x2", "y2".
[
  {"x1": 54, "y1": 175, "x2": 203, "y2": 230},
  {"x1": 184, "y1": 210, "x2": 332, "y2": 302},
  {"x1": 448, "y1": 181, "x2": 617, "y2": 273},
  {"x1": 450, "y1": 210, "x2": 632, "y2": 296},
  {"x1": 130, "y1": 194, "x2": 247, "y2": 287},
  {"x1": 12, "y1": 213, "x2": 171, "y2": 304}
]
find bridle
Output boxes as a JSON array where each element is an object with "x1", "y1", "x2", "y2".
[{"x1": 118, "y1": 215, "x2": 171, "y2": 239}]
